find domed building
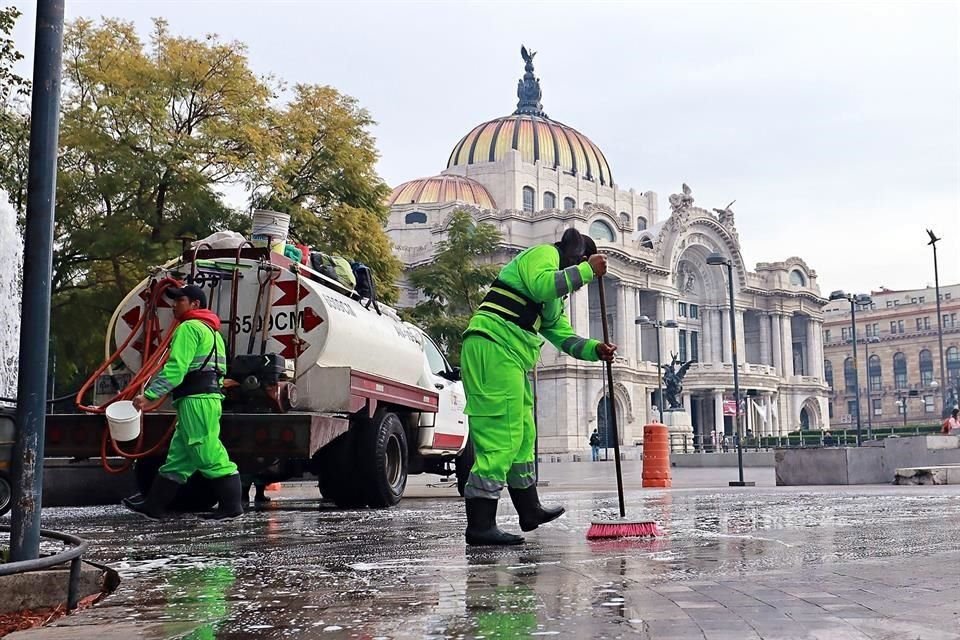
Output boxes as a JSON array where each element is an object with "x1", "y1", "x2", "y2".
[{"x1": 387, "y1": 49, "x2": 830, "y2": 454}]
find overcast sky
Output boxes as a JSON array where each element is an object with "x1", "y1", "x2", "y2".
[{"x1": 10, "y1": 0, "x2": 960, "y2": 294}]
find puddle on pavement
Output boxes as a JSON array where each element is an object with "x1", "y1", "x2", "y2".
[{"x1": 14, "y1": 486, "x2": 960, "y2": 638}]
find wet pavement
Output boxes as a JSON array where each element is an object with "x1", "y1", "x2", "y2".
[{"x1": 5, "y1": 463, "x2": 960, "y2": 639}]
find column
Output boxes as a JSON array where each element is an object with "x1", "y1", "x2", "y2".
[
  {"x1": 572, "y1": 287, "x2": 589, "y2": 337},
  {"x1": 806, "y1": 318, "x2": 817, "y2": 379},
  {"x1": 772, "y1": 312, "x2": 783, "y2": 375},
  {"x1": 781, "y1": 313, "x2": 794, "y2": 378},
  {"x1": 633, "y1": 289, "x2": 643, "y2": 364},
  {"x1": 712, "y1": 308, "x2": 723, "y2": 362},
  {"x1": 735, "y1": 309, "x2": 746, "y2": 365},
  {"x1": 721, "y1": 308, "x2": 732, "y2": 363},
  {"x1": 759, "y1": 312, "x2": 771, "y2": 366},
  {"x1": 763, "y1": 393, "x2": 773, "y2": 435},
  {"x1": 713, "y1": 390, "x2": 724, "y2": 437},
  {"x1": 662, "y1": 294, "x2": 680, "y2": 357},
  {"x1": 700, "y1": 309, "x2": 712, "y2": 364},
  {"x1": 616, "y1": 282, "x2": 628, "y2": 357}
]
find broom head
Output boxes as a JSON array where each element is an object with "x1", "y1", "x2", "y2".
[{"x1": 586, "y1": 519, "x2": 663, "y2": 540}]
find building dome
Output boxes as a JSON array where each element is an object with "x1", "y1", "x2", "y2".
[
  {"x1": 446, "y1": 115, "x2": 613, "y2": 187},
  {"x1": 387, "y1": 174, "x2": 497, "y2": 209},
  {"x1": 446, "y1": 46, "x2": 614, "y2": 187}
]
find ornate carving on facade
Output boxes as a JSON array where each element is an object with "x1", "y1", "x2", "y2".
[
  {"x1": 712, "y1": 200, "x2": 736, "y2": 227},
  {"x1": 668, "y1": 183, "x2": 694, "y2": 214}
]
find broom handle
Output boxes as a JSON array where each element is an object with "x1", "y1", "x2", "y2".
[{"x1": 597, "y1": 275, "x2": 626, "y2": 518}]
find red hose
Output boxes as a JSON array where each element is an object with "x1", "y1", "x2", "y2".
[{"x1": 74, "y1": 276, "x2": 185, "y2": 473}]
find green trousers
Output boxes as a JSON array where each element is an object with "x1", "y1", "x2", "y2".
[
  {"x1": 461, "y1": 335, "x2": 536, "y2": 500},
  {"x1": 159, "y1": 397, "x2": 238, "y2": 484}
]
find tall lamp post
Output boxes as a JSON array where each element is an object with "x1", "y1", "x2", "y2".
[
  {"x1": 860, "y1": 335, "x2": 880, "y2": 440},
  {"x1": 706, "y1": 253, "x2": 754, "y2": 487},
  {"x1": 829, "y1": 290, "x2": 873, "y2": 446},
  {"x1": 926, "y1": 229, "x2": 948, "y2": 414},
  {"x1": 636, "y1": 316, "x2": 678, "y2": 424}
]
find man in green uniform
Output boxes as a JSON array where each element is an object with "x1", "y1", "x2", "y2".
[
  {"x1": 462, "y1": 229, "x2": 616, "y2": 546},
  {"x1": 123, "y1": 284, "x2": 243, "y2": 520}
]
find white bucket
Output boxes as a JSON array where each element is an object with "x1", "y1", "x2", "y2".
[
  {"x1": 105, "y1": 401, "x2": 141, "y2": 442},
  {"x1": 251, "y1": 209, "x2": 290, "y2": 253}
]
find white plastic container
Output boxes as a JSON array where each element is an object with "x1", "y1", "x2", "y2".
[
  {"x1": 105, "y1": 400, "x2": 141, "y2": 442},
  {"x1": 251, "y1": 209, "x2": 290, "y2": 253}
]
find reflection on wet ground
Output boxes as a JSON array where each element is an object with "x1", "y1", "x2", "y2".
[{"x1": 18, "y1": 481, "x2": 960, "y2": 638}]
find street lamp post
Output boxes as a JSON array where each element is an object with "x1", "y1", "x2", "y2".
[
  {"x1": 897, "y1": 395, "x2": 908, "y2": 428},
  {"x1": 706, "y1": 253, "x2": 754, "y2": 487},
  {"x1": 636, "y1": 315, "x2": 678, "y2": 424},
  {"x1": 927, "y1": 230, "x2": 948, "y2": 414},
  {"x1": 860, "y1": 335, "x2": 880, "y2": 440},
  {"x1": 830, "y1": 291, "x2": 872, "y2": 446}
]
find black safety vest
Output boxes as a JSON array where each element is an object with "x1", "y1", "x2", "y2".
[
  {"x1": 477, "y1": 279, "x2": 544, "y2": 333},
  {"x1": 171, "y1": 327, "x2": 224, "y2": 400}
]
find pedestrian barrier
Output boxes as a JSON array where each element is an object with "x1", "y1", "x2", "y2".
[
  {"x1": 641, "y1": 423, "x2": 671, "y2": 488},
  {"x1": 0, "y1": 526, "x2": 90, "y2": 611}
]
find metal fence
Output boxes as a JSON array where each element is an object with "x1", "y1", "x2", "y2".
[
  {"x1": 0, "y1": 526, "x2": 90, "y2": 611},
  {"x1": 663, "y1": 424, "x2": 943, "y2": 453}
]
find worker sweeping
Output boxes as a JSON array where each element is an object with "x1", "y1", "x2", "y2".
[
  {"x1": 122, "y1": 284, "x2": 243, "y2": 521},
  {"x1": 461, "y1": 228, "x2": 616, "y2": 546}
]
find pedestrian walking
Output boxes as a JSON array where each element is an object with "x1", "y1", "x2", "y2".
[
  {"x1": 942, "y1": 408, "x2": 960, "y2": 435},
  {"x1": 123, "y1": 284, "x2": 243, "y2": 521},
  {"x1": 460, "y1": 228, "x2": 617, "y2": 546}
]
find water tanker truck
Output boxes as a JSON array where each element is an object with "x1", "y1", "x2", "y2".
[{"x1": 39, "y1": 239, "x2": 474, "y2": 511}]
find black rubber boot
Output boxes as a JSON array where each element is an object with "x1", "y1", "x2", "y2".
[
  {"x1": 122, "y1": 476, "x2": 181, "y2": 521},
  {"x1": 254, "y1": 484, "x2": 271, "y2": 504},
  {"x1": 509, "y1": 485, "x2": 565, "y2": 532},
  {"x1": 202, "y1": 474, "x2": 244, "y2": 520},
  {"x1": 465, "y1": 498, "x2": 524, "y2": 546}
]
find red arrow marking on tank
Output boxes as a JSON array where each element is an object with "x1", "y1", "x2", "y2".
[
  {"x1": 302, "y1": 307, "x2": 323, "y2": 332},
  {"x1": 273, "y1": 280, "x2": 309, "y2": 307},
  {"x1": 274, "y1": 334, "x2": 310, "y2": 359},
  {"x1": 121, "y1": 306, "x2": 141, "y2": 329}
]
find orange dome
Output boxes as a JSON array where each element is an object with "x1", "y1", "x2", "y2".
[{"x1": 387, "y1": 174, "x2": 496, "y2": 209}]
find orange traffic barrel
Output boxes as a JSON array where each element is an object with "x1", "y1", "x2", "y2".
[{"x1": 642, "y1": 423, "x2": 672, "y2": 488}]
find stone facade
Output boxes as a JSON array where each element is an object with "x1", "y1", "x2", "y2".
[
  {"x1": 823, "y1": 283, "x2": 960, "y2": 429},
  {"x1": 386, "y1": 52, "x2": 831, "y2": 453}
]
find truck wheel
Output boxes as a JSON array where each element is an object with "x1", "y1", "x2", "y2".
[
  {"x1": 316, "y1": 432, "x2": 367, "y2": 508},
  {"x1": 360, "y1": 411, "x2": 407, "y2": 508},
  {"x1": 0, "y1": 470, "x2": 11, "y2": 517},
  {"x1": 133, "y1": 457, "x2": 218, "y2": 512},
  {"x1": 455, "y1": 438, "x2": 474, "y2": 497}
]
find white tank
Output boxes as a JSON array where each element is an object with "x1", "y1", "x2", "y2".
[{"x1": 112, "y1": 253, "x2": 426, "y2": 389}]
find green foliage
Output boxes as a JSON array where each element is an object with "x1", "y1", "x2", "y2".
[
  {"x1": 404, "y1": 210, "x2": 502, "y2": 364},
  {"x1": 251, "y1": 84, "x2": 400, "y2": 302},
  {"x1": 0, "y1": 16, "x2": 400, "y2": 389}
]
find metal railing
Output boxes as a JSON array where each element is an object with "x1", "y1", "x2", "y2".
[
  {"x1": 663, "y1": 424, "x2": 943, "y2": 453},
  {"x1": 0, "y1": 526, "x2": 90, "y2": 611}
]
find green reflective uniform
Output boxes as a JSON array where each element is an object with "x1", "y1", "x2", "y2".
[
  {"x1": 144, "y1": 319, "x2": 237, "y2": 484},
  {"x1": 462, "y1": 244, "x2": 599, "y2": 499}
]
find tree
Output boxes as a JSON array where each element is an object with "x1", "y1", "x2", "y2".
[
  {"x1": 405, "y1": 210, "x2": 502, "y2": 365},
  {"x1": 251, "y1": 84, "x2": 401, "y2": 303},
  {"x1": 0, "y1": 6, "x2": 29, "y2": 211}
]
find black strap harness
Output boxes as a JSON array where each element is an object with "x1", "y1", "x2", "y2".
[
  {"x1": 171, "y1": 326, "x2": 224, "y2": 400},
  {"x1": 477, "y1": 279, "x2": 544, "y2": 333}
]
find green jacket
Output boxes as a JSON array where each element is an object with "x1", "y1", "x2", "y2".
[
  {"x1": 144, "y1": 319, "x2": 227, "y2": 402},
  {"x1": 465, "y1": 244, "x2": 600, "y2": 370}
]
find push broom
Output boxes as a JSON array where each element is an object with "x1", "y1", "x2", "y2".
[{"x1": 586, "y1": 274, "x2": 662, "y2": 540}]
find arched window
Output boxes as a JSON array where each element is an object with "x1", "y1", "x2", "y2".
[
  {"x1": 522, "y1": 186, "x2": 535, "y2": 213},
  {"x1": 844, "y1": 357, "x2": 857, "y2": 392},
  {"x1": 639, "y1": 236, "x2": 653, "y2": 249},
  {"x1": 920, "y1": 349, "x2": 934, "y2": 386},
  {"x1": 543, "y1": 191, "x2": 556, "y2": 209},
  {"x1": 948, "y1": 346, "x2": 960, "y2": 384},
  {"x1": 790, "y1": 270, "x2": 806, "y2": 287},
  {"x1": 589, "y1": 220, "x2": 616, "y2": 242},
  {"x1": 404, "y1": 211, "x2": 427, "y2": 224},
  {"x1": 583, "y1": 201, "x2": 593, "y2": 208},
  {"x1": 868, "y1": 354, "x2": 882, "y2": 392},
  {"x1": 636, "y1": 216, "x2": 647, "y2": 231},
  {"x1": 563, "y1": 197, "x2": 576, "y2": 210},
  {"x1": 824, "y1": 360, "x2": 834, "y2": 389},
  {"x1": 619, "y1": 212, "x2": 630, "y2": 228},
  {"x1": 893, "y1": 352, "x2": 907, "y2": 389}
]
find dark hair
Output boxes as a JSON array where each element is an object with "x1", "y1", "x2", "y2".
[
  {"x1": 583, "y1": 236, "x2": 597, "y2": 258},
  {"x1": 953, "y1": 408, "x2": 959, "y2": 417}
]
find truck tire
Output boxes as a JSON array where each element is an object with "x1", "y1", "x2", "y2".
[
  {"x1": 133, "y1": 457, "x2": 218, "y2": 512},
  {"x1": 0, "y1": 470, "x2": 11, "y2": 517},
  {"x1": 455, "y1": 438, "x2": 474, "y2": 497},
  {"x1": 359, "y1": 410, "x2": 407, "y2": 507},
  {"x1": 316, "y1": 432, "x2": 367, "y2": 508}
]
